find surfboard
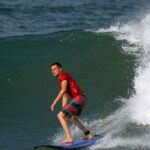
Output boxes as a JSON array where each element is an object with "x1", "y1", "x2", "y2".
[{"x1": 34, "y1": 135, "x2": 102, "y2": 150}]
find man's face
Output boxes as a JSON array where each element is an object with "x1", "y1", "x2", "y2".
[{"x1": 51, "y1": 65, "x2": 62, "y2": 77}]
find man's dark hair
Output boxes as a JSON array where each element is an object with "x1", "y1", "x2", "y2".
[{"x1": 51, "y1": 62, "x2": 62, "y2": 68}]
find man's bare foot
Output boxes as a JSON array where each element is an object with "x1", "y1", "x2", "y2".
[
  {"x1": 80, "y1": 133, "x2": 93, "y2": 140},
  {"x1": 60, "y1": 138, "x2": 73, "y2": 144},
  {"x1": 86, "y1": 133, "x2": 93, "y2": 139}
]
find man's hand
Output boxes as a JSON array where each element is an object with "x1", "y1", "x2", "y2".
[{"x1": 50, "y1": 103, "x2": 55, "y2": 111}]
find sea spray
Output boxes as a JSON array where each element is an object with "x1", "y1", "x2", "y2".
[{"x1": 117, "y1": 13, "x2": 150, "y2": 126}]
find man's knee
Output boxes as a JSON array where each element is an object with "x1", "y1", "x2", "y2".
[
  {"x1": 57, "y1": 112, "x2": 63, "y2": 119},
  {"x1": 57, "y1": 111, "x2": 65, "y2": 120}
]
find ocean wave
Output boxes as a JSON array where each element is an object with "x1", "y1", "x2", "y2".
[{"x1": 89, "y1": 12, "x2": 150, "y2": 149}]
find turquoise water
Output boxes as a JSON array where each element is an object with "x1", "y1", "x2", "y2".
[{"x1": 1, "y1": 1, "x2": 150, "y2": 150}]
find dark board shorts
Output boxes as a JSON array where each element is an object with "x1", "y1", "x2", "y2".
[{"x1": 62, "y1": 95, "x2": 87, "y2": 118}]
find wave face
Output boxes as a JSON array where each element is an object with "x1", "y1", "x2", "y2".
[
  {"x1": 1, "y1": 1, "x2": 150, "y2": 150},
  {"x1": 0, "y1": 30, "x2": 135, "y2": 150}
]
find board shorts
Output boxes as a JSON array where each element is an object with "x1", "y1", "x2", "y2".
[{"x1": 62, "y1": 95, "x2": 87, "y2": 118}]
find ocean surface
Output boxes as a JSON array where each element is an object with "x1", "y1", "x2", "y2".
[{"x1": 1, "y1": 0, "x2": 150, "y2": 150}]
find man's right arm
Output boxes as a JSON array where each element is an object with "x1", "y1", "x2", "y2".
[{"x1": 51, "y1": 80, "x2": 67, "y2": 111}]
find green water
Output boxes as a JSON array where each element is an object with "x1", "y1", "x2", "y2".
[{"x1": 0, "y1": 30, "x2": 136, "y2": 150}]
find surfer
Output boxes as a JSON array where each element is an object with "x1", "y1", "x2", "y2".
[{"x1": 50, "y1": 62, "x2": 93, "y2": 144}]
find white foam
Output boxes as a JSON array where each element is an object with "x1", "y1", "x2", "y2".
[
  {"x1": 128, "y1": 62, "x2": 150, "y2": 125},
  {"x1": 97, "y1": 25, "x2": 120, "y2": 33},
  {"x1": 92, "y1": 134, "x2": 150, "y2": 149},
  {"x1": 116, "y1": 14, "x2": 150, "y2": 126}
]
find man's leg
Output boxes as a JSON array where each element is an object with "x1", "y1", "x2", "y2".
[
  {"x1": 70, "y1": 116, "x2": 93, "y2": 139},
  {"x1": 57, "y1": 111, "x2": 73, "y2": 143}
]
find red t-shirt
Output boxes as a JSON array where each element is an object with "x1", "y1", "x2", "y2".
[{"x1": 58, "y1": 71, "x2": 83, "y2": 98}]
